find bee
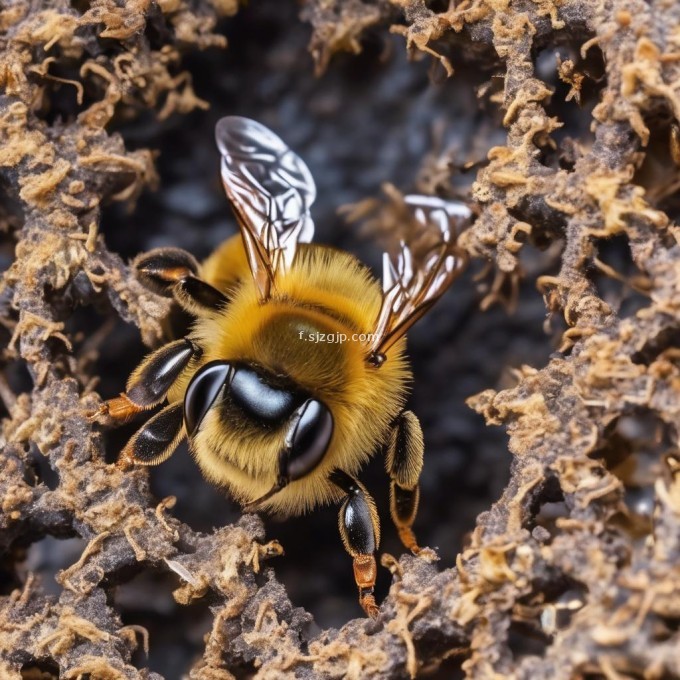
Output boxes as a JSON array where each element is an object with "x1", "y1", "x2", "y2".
[{"x1": 97, "y1": 117, "x2": 471, "y2": 617}]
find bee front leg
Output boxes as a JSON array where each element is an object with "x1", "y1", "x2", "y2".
[
  {"x1": 96, "y1": 338, "x2": 201, "y2": 422},
  {"x1": 119, "y1": 401, "x2": 185, "y2": 469},
  {"x1": 330, "y1": 470, "x2": 381, "y2": 619},
  {"x1": 133, "y1": 247, "x2": 229, "y2": 316},
  {"x1": 386, "y1": 411, "x2": 425, "y2": 554}
]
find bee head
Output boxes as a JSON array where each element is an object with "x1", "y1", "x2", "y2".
[{"x1": 184, "y1": 360, "x2": 334, "y2": 485}]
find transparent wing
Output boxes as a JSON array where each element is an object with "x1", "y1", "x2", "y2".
[
  {"x1": 369, "y1": 195, "x2": 471, "y2": 360},
  {"x1": 215, "y1": 116, "x2": 316, "y2": 301}
]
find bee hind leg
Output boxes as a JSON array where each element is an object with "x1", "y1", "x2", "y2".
[
  {"x1": 118, "y1": 401, "x2": 185, "y2": 469},
  {"x1": 386, "y1": 411, "x2": 425, "y2": 555},
  {"x1": 95, "y1": 338, "x2": 201, "y2": 423},
  {"x1": 133, "y1": 247, "x2": 229, "y2": 316},
  {"x1": 330, "y1": 469, "x2": 381, "y2": 619}
]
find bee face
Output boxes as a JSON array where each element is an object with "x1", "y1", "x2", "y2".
[
  {"x1": 104, "y1": 116, "x2": 471, "y2": 616},
  {"x1": 185, "y1": 359, "x2": 333, "y2": 495},
  {"x1": 174, "y1": 251, "x2": 412, "y2": 515}
]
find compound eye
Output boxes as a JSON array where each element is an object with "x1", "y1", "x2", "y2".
[
  {"x1": 184, "y1": 361, "x2": 233, "y2": 436},
  {"x1": 229, "y1": 365, "x2": 297, "y2": 423},
  {"x1": 286, "y1": 399, "x2": 333, "y2": 481}
]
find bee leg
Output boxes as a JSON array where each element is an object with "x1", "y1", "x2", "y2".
[
  {"x1": 133, "y1": 247, "x2": 229, "y2": 316},
  {"x1": 330, "y1": 469, "x2": 381, "y2": 619},
  {"x1": 386, "y1": 411, "x2": 425, "y2": 554},
  {"x1": 97, "y1": 338, "x2": 201, "y2": 422},
  {"x1": 118, "y1": 401, "x2": 185, "y2": 469}
]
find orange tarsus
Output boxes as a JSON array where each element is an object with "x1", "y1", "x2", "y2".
[
  {"x1": 353, "y1": 553, "x2": 379, "y2": 618},
  {"x1": 360, "y1": 592, "x2": 380, "y2": 619},
  {"x1": 103, "y1": 394, "x2": 143, "y2": 422},
  {"x1": 116, "y1": 444, "x2": 136, "y2": 470},
  {"x1": 397, "y1": 526, "x2": 422, "y2": 555}
]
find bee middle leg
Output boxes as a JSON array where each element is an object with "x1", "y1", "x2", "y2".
[
  {"x1": 330, "y1": 469, "x2": 381, "y2": 619},
  {"x1": 96, "y1": 338, "x2": 201, "y2": 422},
  {"x1": 133, "y1": 247, "x2": 229, "y2": 316},
  {"x1": 386, "y1": 411, "x2": 425, "y2": 554}
]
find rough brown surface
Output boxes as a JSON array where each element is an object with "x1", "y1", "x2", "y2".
[{"x1": 2, "y1": 0, "x2": 680, "y2": 678}]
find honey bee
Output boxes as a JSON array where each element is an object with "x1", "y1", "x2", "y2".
[{"x1": 98, "y1": 117, "x2": 471, "y2": 617}]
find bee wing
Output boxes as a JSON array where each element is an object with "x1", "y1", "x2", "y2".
[
  {"x1": 215, "y1": 116, "x2": 316, "y2": 301},
  {"x1": 369, "y1": 195, "x2": 471, "y2": 359}
]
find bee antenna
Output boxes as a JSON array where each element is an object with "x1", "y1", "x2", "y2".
[{"x1": 243, "y1": 482, "x2": 284, "y2": 513}]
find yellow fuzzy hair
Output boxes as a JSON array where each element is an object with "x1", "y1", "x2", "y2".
[{"x1": 167, "y1": 235, "x2": 411, "y2": 517}]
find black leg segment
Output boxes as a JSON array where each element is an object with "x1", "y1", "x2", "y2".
[
  {"x1": 331, "y1": 470, "x2": 378, "y2": 554},
  {"x1": 127, "y1": 339, "x2": 201, "y2": 408},
  {"x1": 385, "y1": 410, "x2": 425, "y2": 554},
  {"x1": 97, "y1": 338, "x2": 201, "y2": 422},
  {"x1": 119, "y1": 402, "x2": 185, "y2": 468},
  {"x1": 330, "y1": 469, "x2": 381, "y2": 618},
  {"x1": 174, "y1": 276, "x2": 229, "y2": 315},
  {"x1": 392, "y1": 483, "x2": 420, "y2": 527},
  {"x1": 134, "y1": 247, "x2": 199, "y2": 295},
  {"x1": 134, "y1": 247, "x2": 229, "y2": 315}
]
